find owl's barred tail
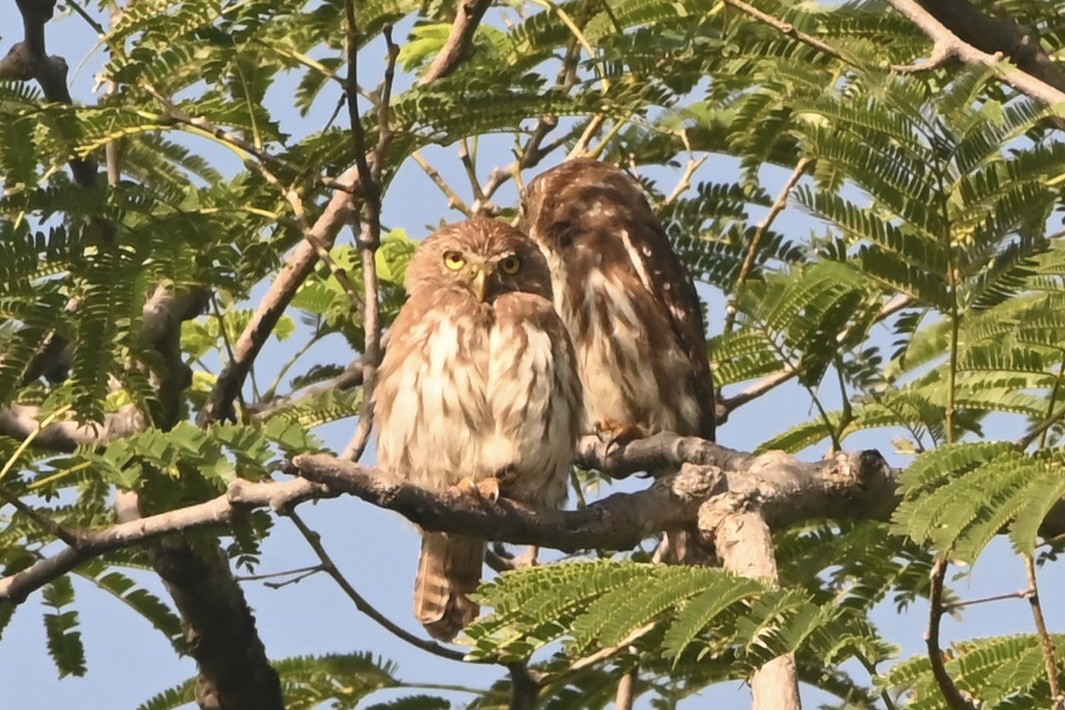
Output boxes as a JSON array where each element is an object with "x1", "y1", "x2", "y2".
[{"x1": 414, "y1": 532, "x2": 484, "y2": 641}]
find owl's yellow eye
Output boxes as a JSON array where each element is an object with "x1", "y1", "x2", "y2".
[
  {"x1": 498, "y1": 255, "x2": 521, "y2": 275},
  {"x1": 443, "y1": 251, "x2": 466, "y2": 271}
]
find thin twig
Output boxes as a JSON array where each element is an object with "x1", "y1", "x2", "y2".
[
  {"x1": 1019, "y1": 405, "x2": 1065, "y2": 450},
  {"x1": 942, "y1": 588, "x2": 1032, "y2": 611},
  {"x1": 412, "y1": 150, "x2": 473, "y2": 215},
  {"x1": 925, "y1": 559, "x2": 978, "y2": 710},
  {"x1": 661, "y1": 140, "x2": 706, "y2": 206},
  {"x1": 1024, "y1": 554, "x2": 1064, "y2": 709},
  {"x1": 724, "y1": 157, "x2": 813, "y2": 334},
  {"x1": 142, "y1": 85, "x2": 354, "y2": 193},
  {"x1": 459, "y1": 138, "x2": 488, "y2": 206},
  {"x1": 340, "y1": 24, "x2": 398, "y2": 462},
  {"x1": 250, "y1": 357, "x2": 365, "y2": 420},
  {"x1": 256, "y1": 162, "x2": 365, "y2": 311},
  {"x1": 287, "y1": 511, "x2": 467, "y2": 662},
  {"x1": 569, "y1": 115, "x2": 608, "y2": 158},
  {"x1": 570, "y1": 622, "x2": 656, "y2": 671},
  {"x1": 238, "y1": 566, "x2": 323, "y2": 583},
  {"x1": 720, "y1": 293, "x2": 912, "y2": 415},
  {"x1": 0, "y1": 483, "x2": 78, "y2": 545},
  {"x1": 342, "y1": 2, "x2": 375, "y2": 209},
  {"x1": 722, "y1": 0, "x2": 849, "y2": 64}
]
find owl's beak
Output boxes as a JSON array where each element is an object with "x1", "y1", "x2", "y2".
[{"x1": 470, "y1": 266, "x2": 492, "y2": 302}]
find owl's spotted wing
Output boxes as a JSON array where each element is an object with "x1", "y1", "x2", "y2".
[
  {"x1": 527, "y1": 159, "x2": 716, "y2": 441},
  {"x1": 623, "y1": 212, "x2": 716, "y2": 441}
]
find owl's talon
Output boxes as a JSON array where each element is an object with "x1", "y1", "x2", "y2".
[
  {"x1": 594, "y1": 419, "x2": 649, "y2": 455},
  {"x1": 475, "y1": 477, "x2": 501, "y2": 503},
  {"x1": 452, "y1": 476, "x2": 501, "y2": 503}
]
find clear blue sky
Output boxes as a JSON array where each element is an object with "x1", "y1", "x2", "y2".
[{"x1": 1, "y1": 5, "x2": 1062, "y2": 709}]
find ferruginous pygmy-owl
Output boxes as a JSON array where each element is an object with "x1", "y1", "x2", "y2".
[
  {"x1": 522, "y1": 158, "x2": 715, "y2": 443},
  {"x1": 522, "y1": 159, "x2": 715, "y2": 563},
  {"x1": 373, "y1": 217, "x2": 582, "y2": 641}
]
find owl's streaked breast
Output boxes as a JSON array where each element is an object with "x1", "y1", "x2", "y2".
[
  {"x1": 550, "y1": 253, "x2": 701, "y2": 436},
  {"x1": 375, "y1": 292, "x2": 576, "y2": 508}
]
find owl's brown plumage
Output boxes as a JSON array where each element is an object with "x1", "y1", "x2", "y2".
[
  {"x1": 374, "y1": 217, "x2": 582, "y2": 641},
  {"x1": 522, "y1": 158, "x2": 715, "y2": 443},
  {"x1": 523, "y1": 159, "x2": 716, "y2": 564}
]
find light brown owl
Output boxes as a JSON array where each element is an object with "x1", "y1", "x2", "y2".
[
  {"x1": 373, "y1": 217, "x2": 582, "y2": 641},
  {"x1": 522, "y1": 158, "x2": 715, "y2": 444}
]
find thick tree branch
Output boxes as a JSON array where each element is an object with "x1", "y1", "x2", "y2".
[
  {"x1": 0, "y1": 403, "x2": 143, "y2": 451},
  {"x1": 295, "y1": 455, "x2": 722, "y2": 552},
  {"x1": 0, "y1": 286, "x2": 206, "y2": 450},
  {"x1": 704, "y1": 510, "x2": 800, "y2": 710},
  {"x1": 0, "y1": 478, "x2": 326, "y2": 603},
  {"x1": 913, "y1": 0, "x2": 1065, "y2": 94},
  {"x1": 6, "y1": 431, "x2": 1065, "y2": 615},
  {"x1": 114, "y1": 495, "x2": 284, "y2": 710},
  {"x1": 2, "y1": 0, "x2": 97, "y2": 186},
  {"x1": 885, "y1": 0, "x2": 1065, "y2": 113},
  {"x1": 419, "y1": 0, "x2": 493, "y2": 85}
]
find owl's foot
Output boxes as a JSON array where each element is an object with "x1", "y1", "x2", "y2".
[
  {"x1": 594, "y1": 419, "x2": 650, "y2": 454},
  {"x1": 453, "y1": 476, "x2": 502, "y2": 503},
  {"x1": 512, "y1": 545, "x2": 540, "y2": 569}
]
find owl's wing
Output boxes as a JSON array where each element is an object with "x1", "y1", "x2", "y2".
[{"x1": 626, "y1": 213, "x2": 716, "y2": 441}]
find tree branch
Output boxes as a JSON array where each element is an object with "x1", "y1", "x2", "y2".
[
  {"x1": 0, "y1": 433, "x2": 903, "y2": 603},
  {"x1": 198, "y1": 167, "x2": 362, "y2": 425},
  {"x1": 0, "y1": 285, "x2": 206, "y2": 450},
  {"x1": 885, "y1": 0, "x2": 1065, "y2": 115},
  {"x1": 0, "y1": 478, "x2": 327, "y2": 604},
  {"x1": 199, "y1": 0, "x2": 496, "y2": 428},
  {"x1": 913, "y1": 0, "x2": 1065, "y2": 93},
  {"x1": 248, "y1": 357, "x2": 365, "y2": 420},
  {"x1": 115, "y1": 494, "x2": 284, "y2": 710},
  {"x1": 704, "y1": 509, "x2": 800, "y2": 710},
  {"x1": 724, "y1": 157, "x2": 814, "y2": 334},
  {"x1": 286, "y1": 511, "x2": 466, "y2": 662},
  {"x1": 419, "y1": 0, "x2": 493, "y2": 85},
  {"x1": 926, "y1": 559, "x2": 978, "y2": 710},
  {"x1": 1023, "y1": 554, "x2": 1065, "y2": 709},
  {"x1": 719, "y1": 294, "x2": 913, "y2": 418},
  {"x1": 2, "y1": 0, "x2": 97, "y2": 186}
]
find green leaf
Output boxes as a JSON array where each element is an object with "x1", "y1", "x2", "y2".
[{"x1": 42, "y1": 577, "x2": 86, "y2": 677}]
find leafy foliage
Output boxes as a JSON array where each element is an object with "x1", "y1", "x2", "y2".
[
  {"x1": 881, "y1": 634, "x2": 1065, "y2": 709},
  {"x1": 469, "y1": 562, "x2": 882, "y2": 688}
]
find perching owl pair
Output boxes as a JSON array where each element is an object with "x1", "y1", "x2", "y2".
[{"x1": 374, "y1": 159, "x2": 716, "y2": 641}]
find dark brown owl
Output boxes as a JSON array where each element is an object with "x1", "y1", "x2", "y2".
[
  {"x1": 522, "y1": 158, "x2": 715, "y2": 445},
  {"x1": 373, "y1": 217, "x2": 582, "y2": 641}
]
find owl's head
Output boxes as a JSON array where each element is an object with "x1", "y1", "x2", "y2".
[
  {"x1": 405, "y1": 217, "x2": 553, "y2": 303},
  {"x1": 521, "y1": 158, "x2": 652, "y2": 256}
]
